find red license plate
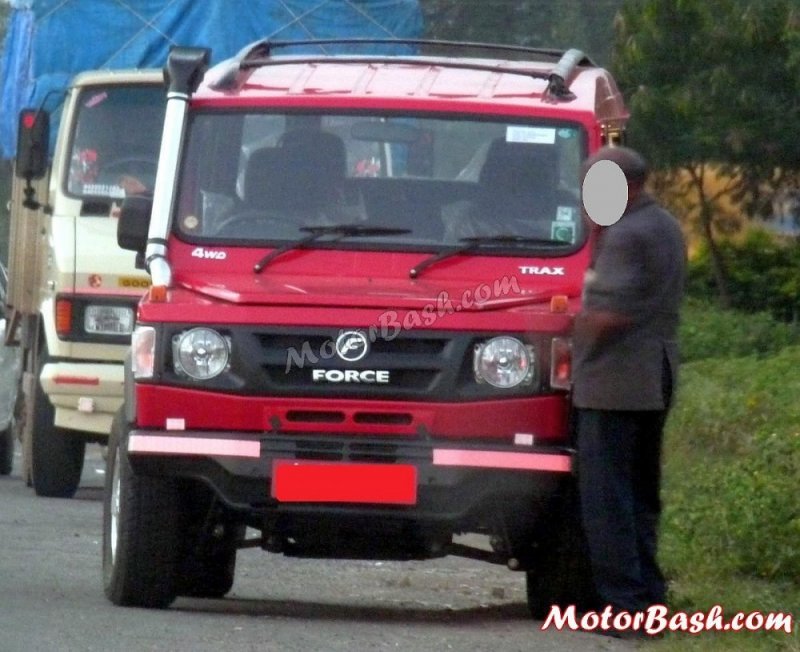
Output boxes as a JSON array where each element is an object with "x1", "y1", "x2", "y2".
[{"x1": 271, "y1": 460, "x2": 417, "y2": 505}]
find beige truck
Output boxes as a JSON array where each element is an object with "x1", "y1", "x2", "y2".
[{"x1": 6, "y1": 69, "x2": 163, "y2": 497}]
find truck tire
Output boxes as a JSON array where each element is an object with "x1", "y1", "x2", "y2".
[
  {"x1": 525, "y1": 484, "x2": 599, "y2": 620},
  {"x1": 177, "y1": 530, "x2": 240, "y2": 599},
  {"x1": 103, "y1": 409, "x2": 179, "y2": 608},
  {"x1": 176, "y1": 487, "x2": 243, "y2": 599},
  {"x1": 0, "y1": 425, "x2": 13, "y2": 475},
  {"x1": 30, "y1": 343, "x2": 86, "y2": 498}
]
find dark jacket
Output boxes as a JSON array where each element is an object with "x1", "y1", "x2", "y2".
[{"x1": 572, "y1": 193, "x2": 687, "y2": 411}]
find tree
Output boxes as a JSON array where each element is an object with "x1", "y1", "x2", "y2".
[
  {"x1": 613, "y1": 0, "x2": 800, "y2": 306},
  {"x1": 420, "y1": 0, "x2": 624, "y2": 66},
  {"x1": 0, "y1": 3, "x2": 9, "y2": 34}
]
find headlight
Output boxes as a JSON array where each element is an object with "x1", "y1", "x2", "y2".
[
  {"x1": 172, "y1": 328, "x2": 230, "y2": 380},
  {"x1": 473, "y1": 336, "x2": 534, "y2": 388},
  {"x1": 84, "y1": 304, "x2": 135, "y2": 335}
]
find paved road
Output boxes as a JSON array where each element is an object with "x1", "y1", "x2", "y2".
[{"x1": 0, "y1": 445, "x2": 632, "y2": 652}]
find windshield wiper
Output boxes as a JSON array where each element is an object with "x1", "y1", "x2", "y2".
[
  {"x1": 409, "y1": 235, "x2": 565, "y2": 279},
  {"x1": 254, "y1": 224, "x2": 411, "y2": 273}
]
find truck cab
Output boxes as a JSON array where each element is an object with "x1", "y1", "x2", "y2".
[
  {"x1": 104, "y1": 41, "x2": 629, "y2": 614},
  {"x1": 7, "y1": 70, "x2": 164, "y2": 496}
]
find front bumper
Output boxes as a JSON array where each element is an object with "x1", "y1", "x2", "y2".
[
  {"x1": 127, "y1": 429, "x2": 573, "y2": 523},
  {"x1": 40, "y1": 361, "x2": 124, "y2": 435}
]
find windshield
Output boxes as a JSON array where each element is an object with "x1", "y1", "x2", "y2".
[
  {"x1": 175, "y1": 111, "x2": 587, "y2": 251},
  {"x1": 65, "y1": 85, "x2": 165, "y2": 199}
]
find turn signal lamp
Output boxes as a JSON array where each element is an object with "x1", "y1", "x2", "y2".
[
  {"x1": 149, "y1": 285, "x2": 168, "y2": 302},
  {"x1": 55, "y1": 298, "x2": 73, "y2": 337},
  {"x1": 550, "y1": 295, "x2": 569, "y2": 313},
  {"x1": 550, "y1": 337, "x2": 572, "y2": 390},
  {"x1": 132, "y1": 326, "x2": 156, "y2": 379}
]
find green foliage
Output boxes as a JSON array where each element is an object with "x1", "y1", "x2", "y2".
[
  {"x1": 680, "y1": 298, "x2": 800, "y2": 363},
  {"x1": 688, "y1": 229, "x2": 800, "y2": 322},
  {"x1": 662, "y1": 346, "x2": 800, "y2": 584},
  {"x1": 667, "y1": 347, "x2": 800, "y2": 457},
  {"x1": 615, "y1": 0, "x2": 800, "y2": 176},
  {"x1": 420, "y1": 0, "x2": 624, "y2": 66},
  {"x1": 660, "y1": 317, "x2": 800, "y2": 649},
  {"x1": 664, "y1": 426, "x2": 800, "y2": 581}
]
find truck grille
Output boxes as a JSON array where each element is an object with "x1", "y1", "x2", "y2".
[
  {"x1": 161, "y1": 325, "x2": 545, "y2": 401},
  {"x1": 252, "y1": 329, "x2": 459, "y2": 399}
]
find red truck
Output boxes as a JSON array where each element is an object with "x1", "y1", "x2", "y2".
[{"x1": 103, "y1": 40, "x2": 629, "y2": 614}]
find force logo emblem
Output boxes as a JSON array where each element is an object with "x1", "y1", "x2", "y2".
[{"x1": 335, "y1": 330, "x2": 369, "y2": 362}]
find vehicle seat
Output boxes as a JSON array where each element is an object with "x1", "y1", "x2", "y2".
[
  {"x1": 443, "y1": 138, "x2": 563, "y2": 240},
  {"x1": 243, "y1": 130, "x2": 348, "y2": 220},
  {"x1": 478, "y1": 138, "x2": 559, "y2": 223}
]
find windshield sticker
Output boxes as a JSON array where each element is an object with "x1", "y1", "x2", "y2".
[
  {"x1": 84, "y1": 91, "x2": 108, "y2": 109},
  {"x1": 506, "y1": 126, "x2": 556, "y2": 144},
  {"x1": 557, "y1": 128, "x2": 577, "y2": 139},
  {"x1": 81, "y1": 183, "x2": 125, "y2": 198},
  {"x1": 556, "y1": 206, "x2": 576, "y2": 221},
  {"x1": 551, "y1": 221, "x2": 576, "y2": 243}
]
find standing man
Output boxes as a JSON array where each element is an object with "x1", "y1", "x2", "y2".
[{"x1": 572, "y1": 146, "x2": 687, "y2": 616}]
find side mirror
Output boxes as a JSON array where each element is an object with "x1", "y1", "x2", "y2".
[
  {"x1": 16, "y1": 109, "x2": 50, "y2": 180},
  {"x1": 118, "y1": 196, "x2": 152, "y2": 254}
]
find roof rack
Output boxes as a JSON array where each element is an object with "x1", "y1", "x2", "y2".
[
  {"x1": 210, "y1": 38, "x2": 593, "y2": 100},
  {"x1": 237, "y1": 38, "x2": 594, "y2": 63}
]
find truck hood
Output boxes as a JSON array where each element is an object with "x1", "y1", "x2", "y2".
[{"x1": 174, "y1": 270, "x2": 577, "y2": 312}]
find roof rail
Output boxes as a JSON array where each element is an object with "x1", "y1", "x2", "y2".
[
  {"x1": 237, "y1": 38, "x2": 594, "y2": 63},
  {"x1": 210, "y1": 38, "x2": 592, "y2": 100}
]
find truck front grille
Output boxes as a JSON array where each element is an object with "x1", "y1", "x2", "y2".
[
  {"x1": 159, "y1": 325, "x2": 546, "y2": 401},
  {"x1": 253, "y1": 329, "x2": 459, "y2": 399}
]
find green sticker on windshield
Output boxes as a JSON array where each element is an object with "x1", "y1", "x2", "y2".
[{"x1": 551, "y1": 221, "x2": 576, "y2": 243}]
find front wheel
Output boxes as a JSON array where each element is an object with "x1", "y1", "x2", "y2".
[
  {"x1": 525, "y1": 483, "x2": 599, "y2": 620},
  {"x1": 0, "y1": 424, "x2": 13, "y2": 475},
  {"x1": 103, "y1": 409, "x2": 179, "y2": 608},
  {"x1": 30, "y1": 342, "x2": 85, "y2": 497},
  {"x1": 177, "y1": 522, "x2": 242, "y2": 599}
]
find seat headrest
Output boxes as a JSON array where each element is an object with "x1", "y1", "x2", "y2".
[
  {"x1": 479, "y1": 138, "x2": 558, "y2": 193},
  {"x1": 244, "y1": 130, "x2": 347, "y2": 211},
  {"x1": 279, "y1": 129, "x2": 346, "y2": 181}
]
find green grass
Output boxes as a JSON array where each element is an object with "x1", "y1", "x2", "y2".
[
  {"x1": 679, "y1": 299, "x2": 800, "y2": 363},
  {"x1": 649, "y1": 336, "x2": 800, "y2": 649}
]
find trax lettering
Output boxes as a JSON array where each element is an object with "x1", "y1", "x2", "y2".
[
  {"x1": 518, "y1": 265, "x2": 565, "y2": 276},
  {"x1": 311, "y1": 369, "x2": 390, "y2": 383}
]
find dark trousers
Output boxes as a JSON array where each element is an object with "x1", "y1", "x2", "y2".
[{"x1": 576, "y1": 408, "x2": 668, "y2": 612}]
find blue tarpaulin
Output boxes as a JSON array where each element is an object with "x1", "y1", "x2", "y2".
[{"x1": 0, "y1": 0, "x2": 423, "y2": 158}]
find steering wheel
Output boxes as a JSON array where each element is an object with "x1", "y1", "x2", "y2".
[
  {"x1": 102, "y1": 156, "x2": 158, "y2": 177},
  {"x1": 212, "y1": 209, "x2": 299, "y2": 238}
]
